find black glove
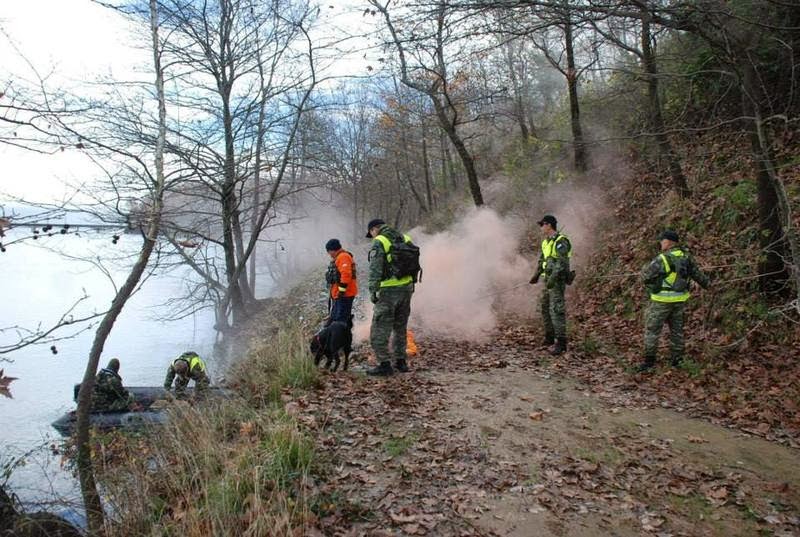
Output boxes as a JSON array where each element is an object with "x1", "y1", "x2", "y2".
[
  {"x1": 370, "y1": 291, "x2": 379, "y2": 304},
  {"x1": 529, "y1": 274, "x2": 539, "y2": 285}
]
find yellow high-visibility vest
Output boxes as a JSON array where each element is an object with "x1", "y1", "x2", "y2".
[
  {"x1": 650, "y1": 250, "x2": 691, "y2": 303},
  {"x1": 541, "y1": 233, "x2": 572, "y2": 271}
]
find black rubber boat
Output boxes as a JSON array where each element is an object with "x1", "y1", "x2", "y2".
[{"x1": 51, "y1": 385, "x2": 231, "y2": 436}]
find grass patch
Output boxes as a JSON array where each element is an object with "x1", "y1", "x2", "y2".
[
  {"x1": 670, "y1": 493, "x2": 714, "y2": 520},
  {"x1": 679, "y1": 358, "x2": 703, "y2": 377},
  {"x1": 93, "y1": 319, "x2": 324, "y2": 536},
  {"x1": 229, "y1": 319, "x2": 321, "y2": 407},
  {"x1": 577, "y1": 335, "x2": 601, "y2": 354},
  {"x1": 383, "y1": 432, "x2": 420, "y2": 458},
  {"x1": 572, "y1": 446, "x2": 624, "y2": 467}
]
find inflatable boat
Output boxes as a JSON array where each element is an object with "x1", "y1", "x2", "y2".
[{"x1": 51, "y1": 385, "x2": 232, "y2": 436}]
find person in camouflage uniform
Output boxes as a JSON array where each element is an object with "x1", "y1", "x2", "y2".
[
  {"x1": 638, "y1": 230, "x2": 709, "y2": 372},
  {"x1": 91, "y1": 358, "x2": 134, "y2": 412},
  {"x1": 365, "y1": 218, "x2": 414, "y2": 376},
  {"x1": 164, "y1": 351, "x2": 210, "y2": 395},
  {"x1": 529, "y1": 215, "x2": 573, "y2": 355}
]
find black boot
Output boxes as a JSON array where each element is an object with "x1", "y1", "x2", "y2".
[
  {"x1": 395, "y1": 358, "x2": 410, "y2": 373},
  {"x1": 637, "y1": 356, "x2": 656, "y2": 373},
  {"x1": 551, "y1": 337, "x2": 567, "y2": 355},
  {"x1": 542, "y1": 334, "x2": 555, "y2": 347},
  {"x1": 366, "y1": 361, "x2": 394, "y2": 377}
]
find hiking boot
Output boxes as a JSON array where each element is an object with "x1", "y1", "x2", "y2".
[
  {"x1": 542, "y1": 334, "x2": 555, "y2": 347},
  {"x1": 395, "y1": 358, "x2": 410, "y2": 373},
  {"x1": 550, "y1": 337, "x2": 567, "y2": 356},
  {"x1": 366, "y1": 361, "x2": 394, "y2": 377},
  {"x1": 636, "y1": 356, "x2": 656, "y2": 373}
]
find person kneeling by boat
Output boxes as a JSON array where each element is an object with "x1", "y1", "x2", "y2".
[
  {"x1": 92, "y1": 358, "x2": 134, "y2": 412},
  {"x1": 164, "y1": 351, "x2": 210, "y2": 397}
]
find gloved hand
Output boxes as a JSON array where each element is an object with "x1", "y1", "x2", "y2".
[
  {"x1": 338, "y1": 285, "x2": 347, "y2": 295},
  {"x1": 529, "y1": 274, "x2": 539, "y2": 285},
  {"x1": 370, "y1": 291, "x2": 379, "y2": 304}
]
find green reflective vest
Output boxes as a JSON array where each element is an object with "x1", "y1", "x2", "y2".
[
  {"x1": 375, "y1": 233, "x2": 414, "y2": 288},
  {"x1": 650, "y1": 249, "x2": 691, "y2": 303}
]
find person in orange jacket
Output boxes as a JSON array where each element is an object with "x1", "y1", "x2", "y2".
[{"x1": 325, "y1": 238, "x2": 358, "y2": 325}]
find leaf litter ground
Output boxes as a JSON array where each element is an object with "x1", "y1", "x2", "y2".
[{"x1": 286, "y1": 321, "x2": 800, "y2": 537}]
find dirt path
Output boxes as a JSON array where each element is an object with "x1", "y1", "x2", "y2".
[{"x1": 294, "y1": 326, "x2": 800, "y2": 536}]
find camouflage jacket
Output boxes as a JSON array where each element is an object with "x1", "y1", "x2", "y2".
[
  {"x1": 164, "y1": 356, "x2": 209, "y2": 389},
  {"x1": 92, "y1": 368, "x2": 129, "y2": 409}
]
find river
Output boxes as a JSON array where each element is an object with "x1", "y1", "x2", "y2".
[{"x1": 0, "y1": 227, "x2": 225, "y2": 519}]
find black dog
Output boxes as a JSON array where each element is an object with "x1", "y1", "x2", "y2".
[{"x1": 310, "y1": 321, "x2": 352, "y2": 372}]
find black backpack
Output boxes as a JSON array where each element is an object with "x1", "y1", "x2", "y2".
[
  {"x1": 388, "y1": 238, "x2": 422, "y2": 283},
  {"x1": 663, "y1": 252, "x2": 691, "y2": 292}
]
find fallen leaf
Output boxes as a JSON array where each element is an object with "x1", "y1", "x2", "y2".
[
  {"x1": 706, "y1": 486, "x2": 729, "y2": 500},
  {"x1": 390, "y1": 512, "x2": 417, "y2": 524}
]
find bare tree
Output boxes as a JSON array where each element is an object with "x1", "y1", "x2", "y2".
[
  {"x1": 150, "y1": 0, "x2": 319, "y2": 330},
  {"x1": 70, "y1": 0, "x2": 170, "y2": 531},
  {"x1": 589, "y1": 4, "x2": 690, "y2": 197},
  {"x1": 369, "y1": 0, "x2": 485, "y2": 207}
]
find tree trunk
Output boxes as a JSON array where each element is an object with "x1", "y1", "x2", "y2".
[
  {"x1": 76, "y1": 2, "x2": 167, "y2": 533},
  {"x1": 431, "y1": 97, "x2": 484, "y2": 206},
  {"x1": 232, "y1": 207, "x2": 254, "y2": 303},
  {"x1": 422, "y1": 122, "x2": 434, "y2": 209},
  {"x1": 440, "y1": 129, "x2": 457, "y2": 190},
  {"x1": 564, "y1": 16, "x2": 587, "y2": 172},
  {"x1": 504, "y1": 43, "x2": 530, "y2": 142},
  {"x1": 741, "y1": 63, "x2": 790, "y2": 295},
  {"x1": 248, "y1": 170, "x2": 259, "y2": 294},
  {"x1": 640, "y1": 8, "x2": 690, "y2": 198}
]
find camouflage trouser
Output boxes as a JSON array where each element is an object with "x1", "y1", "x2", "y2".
[
  {"x1": 92, "y1": 392, "x2": 133, "y2": 412},
  {"x1": 175, "y1": 374, "x2": 210, "y2": 396},
  {"x1": 644, "y1": 301, "x2": 685, "y2": 361},
  {"x1": 541, "y1": 281, "x2": 567, "y2": 339},
  {"x1": 370, "y1": 286, "x2": 413, "y2": 364}
]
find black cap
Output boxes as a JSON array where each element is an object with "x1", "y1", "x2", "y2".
[
  {"x1": 537, "y1": 214, "x2": 557, "y2": 227},
  {"x1": 365, "y1": 218, "x2": 385, "y2": 238},
  {"x1": 325, "y1": 238, "x2": 342, "y2": 251},
  {"x1": 659, "y1": 229, "x2": 680, "y2": 242}
]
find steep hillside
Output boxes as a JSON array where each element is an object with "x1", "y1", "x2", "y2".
[{"x1": 560, "y1": 128, "x2": 800, "y2": 446}]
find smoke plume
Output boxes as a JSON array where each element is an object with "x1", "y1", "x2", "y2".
[{"x1": 353, "y1": 207, "x2": 536, "y2": 343}]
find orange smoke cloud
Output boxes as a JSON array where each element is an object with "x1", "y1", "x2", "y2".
[{"x1": 352, "y1": 208, "x2": 536, "y2": 344}]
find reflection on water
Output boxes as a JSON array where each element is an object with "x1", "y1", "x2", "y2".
[{"x1": 0, "y1": 228, "x2": 217, "y2": 513}]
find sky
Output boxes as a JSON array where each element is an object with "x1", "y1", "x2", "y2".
[
  {"x1": 0, "y1": 1, "x2": 148, "y2": 202},
  {"x1": 0, "y1": 0, "x2": 376, "y2": 205}
]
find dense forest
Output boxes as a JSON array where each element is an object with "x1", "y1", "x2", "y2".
[{"x1": 1, "y1": 0, "x2": 798, "y2": 535}]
